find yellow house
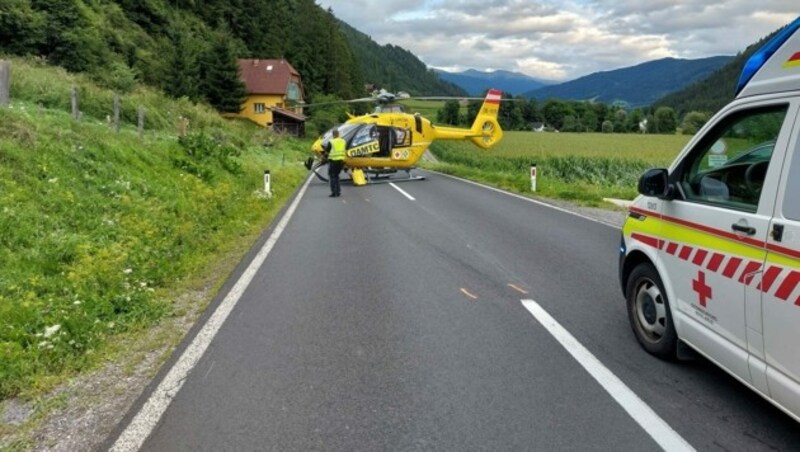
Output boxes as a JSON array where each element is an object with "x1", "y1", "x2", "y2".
[{"x1": 237, "y1": 59, "x2": 306, "y2": 136}]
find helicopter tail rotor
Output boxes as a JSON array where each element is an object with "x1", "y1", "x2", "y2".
[{"x1": 470, "y1": 117, "x2": 502, "y2": 149}]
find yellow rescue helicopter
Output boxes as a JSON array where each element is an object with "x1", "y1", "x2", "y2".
[{"x1": 303, "y1": 89, "x2": 504, "y2": 185}]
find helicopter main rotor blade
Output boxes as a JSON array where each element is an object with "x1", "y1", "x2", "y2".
[
  {"x1": 299, "y1": 97, "x2": 376, "y2": 108},
  {"x1": 311, "y1": 160, "x2": 329, "y2": 182}
]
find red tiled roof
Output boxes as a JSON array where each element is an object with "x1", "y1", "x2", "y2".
[{"x1": 238, "y1": 59, "x2": 303, "y2": 96}]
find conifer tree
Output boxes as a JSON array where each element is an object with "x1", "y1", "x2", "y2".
[
  {"x1": 198, "y1": 30, "x2": 247, "y2": 113},
  {"x1": 164, "y1": 28, "x2": 200, "y2": 100}
]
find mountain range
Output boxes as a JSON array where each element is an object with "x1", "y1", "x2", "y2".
[
  {"x1": 436, "y1": 56, "x2": 733, "y2": 108},
  {"x1": 435, "y1": 69, "x2": 552, "y2": 96},
  {"x1": 524, "y1": 56, "x2": 733, "y2": 107}
]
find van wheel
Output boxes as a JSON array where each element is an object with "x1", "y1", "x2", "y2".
[{"x1": 626, "y1": 263, "x2": 678, "y2": 359}]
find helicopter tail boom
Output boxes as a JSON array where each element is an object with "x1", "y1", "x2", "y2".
[{"x1": 430, "y1": 89, "x2": 503, "y2": 149}]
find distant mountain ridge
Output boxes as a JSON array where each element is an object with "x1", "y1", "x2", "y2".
[
  {"x1": 523, "y1": 56, "x2": 733, "y2": 107},
  {"x1": 652, "y1": 32, "x2": 779, "y2": 115},
  {"x1": 435, "y1": 69, "x2": 553, "y2": 96}
]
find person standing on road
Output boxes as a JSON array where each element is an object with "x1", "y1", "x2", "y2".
[{"x1": 328, "y1": 128, "x2": 346, "y2": 197}]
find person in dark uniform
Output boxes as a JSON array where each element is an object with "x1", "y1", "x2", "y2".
[{"x1": 328, "y1": 128, "x2": 346, "y2": 197}]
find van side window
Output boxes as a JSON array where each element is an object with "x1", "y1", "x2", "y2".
[
  {"x1": 784, "y1": 142, "x2": 800, "y2": 220},
  {"x1": 677, "y1": 105, "x2": 788, "y2": 212}
]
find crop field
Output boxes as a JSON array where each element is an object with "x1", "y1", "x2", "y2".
[
  {"x1": 399, "y1": 99, "x2": 448, "y2": 118},
  {"x1": 426, "y1": 131, "x2": 693, "y2": 205}
]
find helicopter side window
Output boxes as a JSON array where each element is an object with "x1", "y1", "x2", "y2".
[
  {"x1": 393, "y1": 128, "x2": 411, "y2": 147},
  {"x1": 350, "y1": 124, "x2": 378, "y2": 147}
]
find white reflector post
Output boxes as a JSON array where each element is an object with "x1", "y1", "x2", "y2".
[
  {"x1": 264, "y1": 170, "x2": 272, "y2": 198},
  {"x1": 530, "y1": 163, "x2": 537, "y2": 192}
]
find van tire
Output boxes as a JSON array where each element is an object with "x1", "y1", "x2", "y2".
[{"x1": 626, "y1": 262, "x2": 678, "y2": 360}]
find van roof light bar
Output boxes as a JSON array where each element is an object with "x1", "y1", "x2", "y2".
[{"x1": 736, "y1": 16, "x2": 800, "y2": 96}]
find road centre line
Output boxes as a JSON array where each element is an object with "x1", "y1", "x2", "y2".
[
  {"x1": 508, "y1": 283, "x2": 529, "y2": 294},
  {"x1": 434, "y1": 171, "x2": 620, "y2": 229},
  {"x1": 389, "y1": 182, "x2": 416, "y2": 201},
  {"x1": 110, "y1": 175, "x2": 314, "y2": 452},
  {"x1": 521, "y1": 299, "x2": 695, "y2": 452},
  {"x1": 460, "y1": 288, "x2": 478, "y2": 300}
]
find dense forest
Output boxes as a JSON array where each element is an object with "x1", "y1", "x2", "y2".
[
  {"x1": 337, "y1": 20, "x2": 466, "y2": 97},
  {"x1": 0, "y1": 0, "x2": 462, "y2": 114}
]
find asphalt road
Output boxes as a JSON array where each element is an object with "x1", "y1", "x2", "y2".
[{"x1": 110, "y1": 170, "x2": 800, "y2": 451}]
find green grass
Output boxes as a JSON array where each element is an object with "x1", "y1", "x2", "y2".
[
  {"x1": 425, "y1": 131, "x2": 692, "y2": 205},
  {"x1": 0, "y1": 56, "x2": 310, "y2": 399}
]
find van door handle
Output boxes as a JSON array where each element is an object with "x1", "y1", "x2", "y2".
[
  {"x1": 731, "y1": 223, "x2": 756, "y2": 235},
  {"x1": 772, "y1": 224, "x2": 784, "y2": 242}
]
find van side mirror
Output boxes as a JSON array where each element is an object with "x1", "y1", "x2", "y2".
[{"x1": 638, "y1": 168, "x2": 671, "y2": 198}]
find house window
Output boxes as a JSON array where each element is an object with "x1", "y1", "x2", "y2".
[
  {"x1": 287, "y1": 82, "x2": 300, "y2": 101},
  {"x1": 254, "y1": 103, "x2": 266, "y2": 114}
]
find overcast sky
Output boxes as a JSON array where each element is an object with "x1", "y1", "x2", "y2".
[{"x1": 318, "y1": 0, "x2": 796, "y2": 82}]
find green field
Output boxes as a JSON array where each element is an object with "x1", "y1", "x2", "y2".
[{"x1": 426, "y1": 131, "x2": 692, "y2": 205}]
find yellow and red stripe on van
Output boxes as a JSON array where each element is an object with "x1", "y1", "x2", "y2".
[
  {"x1": 625, "y1": 207, "x2": 800, "y2": 305},
  {"x1": 783, "y1": 51, "x2": 800, "y2": 69}
]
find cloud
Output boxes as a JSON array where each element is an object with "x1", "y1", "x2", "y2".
[{"x1": 320, "y1": 0, "x2": 798, "y2": 81}]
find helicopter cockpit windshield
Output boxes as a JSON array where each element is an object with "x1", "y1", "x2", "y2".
[{"x1": 321, "y1": 123, "x2": 360, "y2": 143}]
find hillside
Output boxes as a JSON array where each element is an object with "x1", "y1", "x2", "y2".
[
  {"x1": 435, "y1": 69, "x2": 552, "y2": 96},
  {"x1": 652, "y1": 33, "x2": 777, "y2": 116},
  {"x1": 0, "y1": 57, "x2": 308, "y2": 408},
  {"x1": 524, "y1": 56, "x2": 732, "y2": 107},
  {"x1": 0, "y1": 0, "x2": 463, "y2": 109},
  {"x1": 337, "y1": 21, "x2": 466, "y2": 96}
]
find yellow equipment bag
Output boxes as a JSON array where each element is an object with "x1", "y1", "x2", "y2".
[{"x1": 351, "y1": 168, "x2": 367, "y2": 186}]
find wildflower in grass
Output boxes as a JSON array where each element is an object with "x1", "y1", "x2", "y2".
[
  {"x1": 123, "y1": 268, "x2": 133, "y2": 274},
  {"x1": 43, "y1": 324, "x2": 61, "y2": 338}
]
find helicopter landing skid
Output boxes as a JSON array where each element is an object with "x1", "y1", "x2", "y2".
[{"x1": 363, "y1": 168, "x2": 425, "y2": 184}]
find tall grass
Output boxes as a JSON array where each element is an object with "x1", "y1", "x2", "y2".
[
  {"x1": 0, "y1": 57, "x2": 309, "y2": 398},
  {"x1": 427, "y1": 131, "x2": 692, "y2": 204}
]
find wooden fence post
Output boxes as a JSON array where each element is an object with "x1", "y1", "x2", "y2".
[
  {"x1": 70, "y1": 86, "x2": 79, "y2": 120},
  {"x1": 177, "y1": 116, "x2": 189, "y2": 138},
  {"x1": 137, "y1": 106, "x2": 145, "y2": 138},
  {"x1": 0, "y1": 60, "x2": 10, "y2": 107},
  {"x1": 113, "y1": 94, "x2": 120, "y2": 133}
]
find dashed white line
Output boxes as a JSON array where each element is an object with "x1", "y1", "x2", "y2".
[
  {"x1": 521, "y1": 299, "x2": 695, "y2": 452},
  {"x1": 389, "y1": 183, "x2": 416, "y2": 201},
  {"x1": 110, "y1": 175, "x2": 314, "y2": 452}
]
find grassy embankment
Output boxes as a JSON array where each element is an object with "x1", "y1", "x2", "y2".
[
  {"x1": 0, "y1": 57, "x2": 309, "y2": 404},
  {"x1": 426, "y1": 131, "x2": 693, "y2": 205}
]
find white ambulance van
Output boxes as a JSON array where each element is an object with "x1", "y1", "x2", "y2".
[{"x1": 619, "y1": 17, "x2": 800, "y2": 423}]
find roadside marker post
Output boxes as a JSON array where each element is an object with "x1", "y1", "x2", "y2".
[
  {"x1": 264, "y1": 170, "x2": 272, "y2": 198},
  {"x1": 530, "y1": 163, "x2": 537, "y2": 192},
  {"x1": 0, "y1": 60, "x2": 9, "y2": 107}
]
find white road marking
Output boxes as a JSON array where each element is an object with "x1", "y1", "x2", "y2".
[
  {"x1": 521, "y1": 299, "x2": 695, "y2": 452},
  {"x1": 110, "y1": 175, "x2": 314, "y2": 452},
  {"x1": 434, "y1": 171, "x2": 621, "y2": 229},
  {"x1": 389, "y1": 183, "x2": 416, "y2": 201}
]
